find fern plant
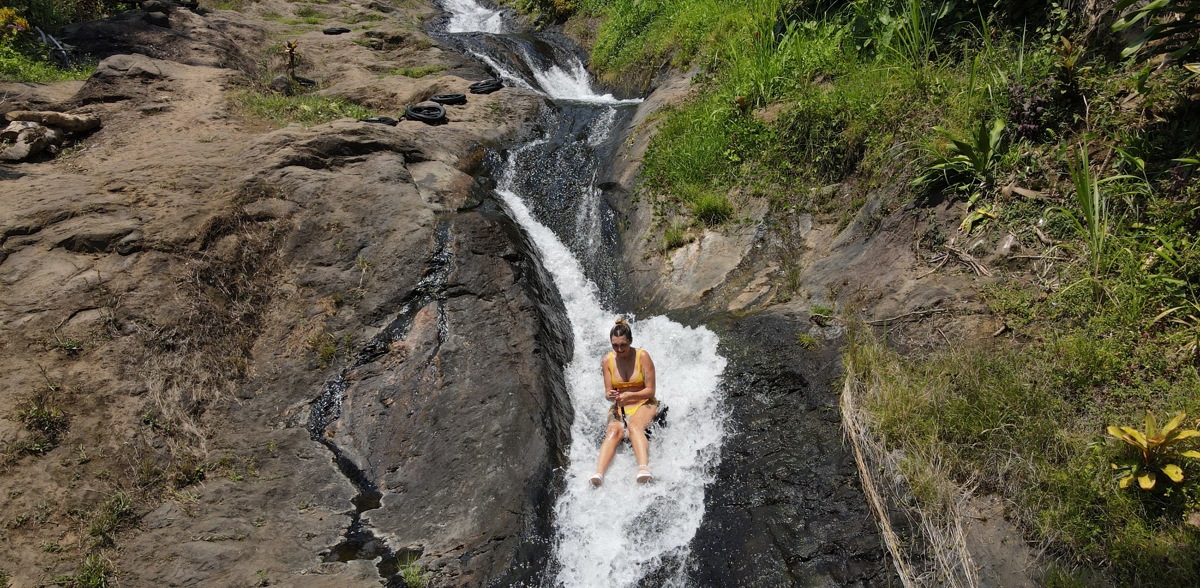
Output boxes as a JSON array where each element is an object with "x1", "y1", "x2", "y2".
[{"x1": 1108, "y1": 412, "x2": 1200, "y2": 490}]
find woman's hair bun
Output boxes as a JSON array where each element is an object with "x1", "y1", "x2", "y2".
[{"x1": 610, "y1": 317, "x2": 633, "y2": 341}]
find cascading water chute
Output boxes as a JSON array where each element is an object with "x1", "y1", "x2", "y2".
[
  {"x1": 439, "y1": 2, "x2": 728, "y2": 585},
  {"x1": 442, "y1": 0, "x2": 505, "y2": 33}
]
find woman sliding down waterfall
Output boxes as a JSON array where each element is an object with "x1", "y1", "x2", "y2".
[{"x1": 592, "y1": 318, "x2": 658, "y2": 487}]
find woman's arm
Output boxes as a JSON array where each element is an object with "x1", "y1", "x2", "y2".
[{"x1": 601, "y1": 353, "x2": 618, "y2": 401}]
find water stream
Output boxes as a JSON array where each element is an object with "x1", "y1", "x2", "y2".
[{"x1": 437, "y1": 2, "x2": 729, "y2": 586}]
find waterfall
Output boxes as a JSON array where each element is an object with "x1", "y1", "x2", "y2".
[{"x1": 439, "y1": 2, "x2": 728, "y2": 585}]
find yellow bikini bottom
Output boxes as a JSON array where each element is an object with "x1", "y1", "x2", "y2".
[{"x1": 612, "y1": 397, "x2": 658, "y2": 420}]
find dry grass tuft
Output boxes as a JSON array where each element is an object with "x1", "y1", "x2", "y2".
[{"x1": 841, "y1": 324, "x2": 981, "y2": 588}]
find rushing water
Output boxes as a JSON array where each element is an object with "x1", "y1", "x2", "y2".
[{"x1": 438, "y1": 2, "x2": 728, "y2": 586}]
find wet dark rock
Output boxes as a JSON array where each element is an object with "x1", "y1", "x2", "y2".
[
  {"x1": 685, "y1": 311, "x2": 896, "y2": 586},
  {"x1": 324, "y1": 210, "x2": 573, "y2": 585}
]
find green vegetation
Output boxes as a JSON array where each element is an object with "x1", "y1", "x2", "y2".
[
  {"x1": 231, "y1": 90, "x2": 373, "y2": 127},
  {"x1": 1108, "y1": 412, "x2": 1200, "y2": 490},
  {"x1": 400, "y1": 564, "x2": 429, "y2": 588},
  {"x1": 55, "y1": 553, "x2": 117, "y2": 588},
  {"x1": 4, "y1": 387, "x2": 70, "y2": 462},
  {"x1": 381, "y1": 64, "x2": 447, "y2": 78},
  {"x1": 550, "y1": 0, "x2": 1200, "y2": 584},
  {"x1": 0, "y1": 7, "x2": 94, "y2": 82}
]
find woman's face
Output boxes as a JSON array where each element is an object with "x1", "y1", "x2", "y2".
[{"x1": 610, "y1": 335, "x2": 631, "y2": 355}]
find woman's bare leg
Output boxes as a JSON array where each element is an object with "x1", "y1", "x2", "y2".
[
  {"x1": 627, "y1": 405, "x2": 657, "y2": 468},
  {"x1": 594, "y1": 420, "x2": 625, "y2": 476}
]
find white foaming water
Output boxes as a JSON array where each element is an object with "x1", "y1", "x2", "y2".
[
  {"x1": 442, "y1": 0, "x2": 505, "y2": 33},
  {"x1": 444, "y1": 1, "x2": 723, "y2": 583},
  {"x1": 498, "y1": 188, "x2": 726, "y2": 587},
  {"x1": 467, "y1": 49, "x2": 641, "y2": 105},
  {"x1": 496, "y1": 141, "x2": 726, "y2": 586}
]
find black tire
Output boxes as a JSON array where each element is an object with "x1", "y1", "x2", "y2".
[
  {"x1": 468, "y1": 78, "x2": 503, "y2": 94},
  {"x1": 430, "y1": 93, "x2": 467, "y2": 105},
  {"x1": 323, "y1": 27, "x2": 351, "y2": 35},
  {"x1": 358, "y1": 116, "x2": 398, "y2": 126},
  {"x1": 405, "y1": 103, "x2": 446, "y2": 125}
]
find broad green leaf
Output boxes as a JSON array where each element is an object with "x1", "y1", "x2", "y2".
[
  {"x1": 1138, "y1": 471, "x2": 1156, "y2": 490},
  {"x1": 1162, "y1": 463, "x2": 1184, "y2": 483},
  {"x1": 1119, "y1": 474, "x2": 1134, "y2": 489},
  {"x1": 960, "y1": 207, "x2": 996, "y2": 235},
  {"x1": 1120, "y1": 426, "x2": 1149, "y2": 448},
  {"x1": 1180, "y1": 450, "x2": 1200, "y2": 459},
  {"x1": 1147, "y1": 412, "x2": 1159, "y2": 438},
  {"x1": 1163, "y1": 412, "x2": 1187, "y2": 436},
  {"x1": 1186, "y1": 63, "x2": 1200, "y2": 74},
  {"x1": 1164, "y1": 430, "x2": 1200, "y2": 447},
  {"x1": 987, "y1": 119, "x2": 1005, "y2": 152},
  {"x1": 1108, "y1": 426, "x2": 1141, "y2": 448}
]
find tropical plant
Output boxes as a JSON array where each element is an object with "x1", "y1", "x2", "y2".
[
  {"x1": 1051, "y1": 144, "x2": 1136, "y2": 279},
  {"x1": 890, "y1": 0, "x2": 949, "y2": 69},
  {"x1": 914, "y1": 118, "x2": 1006, "y2": 203},
  {"x1": 1108, "y1": 412, "x2": 1200, "y2": 490},
  {"x1": 1113, "y1": 0, "x2": 1200, "y2": 69}
]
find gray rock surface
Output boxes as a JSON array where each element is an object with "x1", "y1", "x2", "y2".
[{"x1": 0, "y1": 2, "x2": 565, "y2": 586}]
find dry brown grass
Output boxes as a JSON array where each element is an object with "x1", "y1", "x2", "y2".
[
  {"x1": 127, "y1": 209, "x2": 284, "y2": 470},
  {"x1": 841, "y1": 325, "x2": 981, "y2": 588}
]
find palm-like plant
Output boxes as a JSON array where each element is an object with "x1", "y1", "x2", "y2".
[
  {"x1": 914, "y1": 118, "x2": 1005, "y2": 197},
  {"x1": 1108, "y1": 412, "x2": 1200, "y2": 490},
  {"x1": 1113, "y1": 0, "x2": 1200, "y2": 68}
]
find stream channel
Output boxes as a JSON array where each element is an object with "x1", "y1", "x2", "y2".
[{"x1": 310, "y1": 0, "x2": 896, "y2": 585}]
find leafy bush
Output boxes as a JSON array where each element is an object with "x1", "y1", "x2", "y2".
[
  {"x1": 1108, "y1": 412, "x2": 1200, "y2": 490},
  {"x1": 0, "y1": 6, "x2": 94, "y2": 81}
]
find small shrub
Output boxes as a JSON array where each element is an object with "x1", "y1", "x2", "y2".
[
  {"x1": 659, "y1": 221, "x2": 691, "y2": 253},
  {"x1": 914, "y1": 118, "x2": 1006, "y2": 198},
  {"x1": 292, "y1": 5, "x2": 325, "y2": 24},
  {"x1": 88, "y1": 493, "x2": 133, "y2": 550},
  {"x1": 14, "y1": 389, "x2": 70, "y2": 455},
  {"x1": 56, "y1": 553, "x2": 116, "y2": 588},
  {"x1": 1108, "y1": 412, "x2": 1200, "y2": 490},
  {"x1": 796, "y1": 332, "x2": 819, "y2": 349}
]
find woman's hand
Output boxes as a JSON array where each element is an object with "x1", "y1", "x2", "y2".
[{"x1": 605, "y1": 388, "x2": 619, "y2": 401}]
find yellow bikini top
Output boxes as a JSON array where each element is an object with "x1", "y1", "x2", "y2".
[{"x1": 609, "y1": 349, "x2": 645, "y2": 389}]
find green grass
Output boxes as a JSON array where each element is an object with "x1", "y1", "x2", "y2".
[
  {"x1": 846, "y1": 326, "x2": 1200, "y2": 585},
  {"x1": 231, "y1": 90, "x2": 373, "y2": 127},
  {"x1": 0, "y1": 44, "x2": 93, "y2": 82},
  {"x1": 54, "y1": 553, "x2": 116, "y2": 588},
  {"x1": 564, "y1": 0, "x2": 1200, "y2": 582},
  {"x1": 380, "y1": 65, "x2": 447, "y2": 78},
  {"x1": 399, "y1": 564, "x2": 429, "y2": 588}
]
